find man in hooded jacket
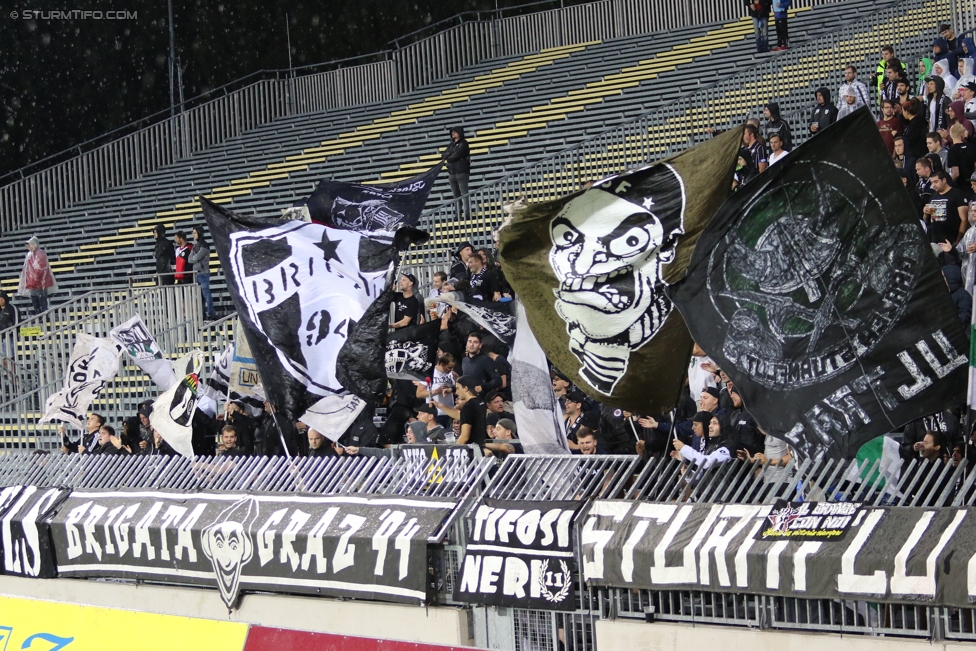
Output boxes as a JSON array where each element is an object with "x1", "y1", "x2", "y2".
[
  {"x1": 933, "y1": 36, "x2": 959, "y2": 75},
  {"x1": 809, "y1": 87, "x2": 838, "y2": 134},
  {"x1": 926, "y1": 76, "x2": 952, "y2": 132},
  {"x1": 763, "y1": 103, "x2": 792, "y2": 150},
  {"x1": 153, "y1": 224, "x2": 175, "y2": 286},
  {"x1": 442, "y1": 126, "x2": 471, "y2": 219}
]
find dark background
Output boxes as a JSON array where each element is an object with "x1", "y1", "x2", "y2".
[{"x1": 0, "y1": 0, "x2": 576, "y2": 178}]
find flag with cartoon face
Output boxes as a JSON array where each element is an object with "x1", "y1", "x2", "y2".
[
  {"x1": 498, "y1": 128, "x2": 743, "y2": 412},
  {"x1": 669, "y1": 109, "x2": 969, "y2": 460}
]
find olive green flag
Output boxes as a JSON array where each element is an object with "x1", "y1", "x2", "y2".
[{"x1": 498, "y1": 128, "x2": 743, "y2": 413}]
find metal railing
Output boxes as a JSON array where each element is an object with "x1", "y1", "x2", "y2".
[
  {"x1": 413, "y1": 0, "x2": 954, "y2": 260},
  {"x1": 7, "y1": 0, "x2": 967, "y2": 234},
  {"x1": 0, "y1": 284, "x2": 204, "y2": 449}
]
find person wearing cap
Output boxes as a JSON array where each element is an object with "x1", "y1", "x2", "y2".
[
  {"x1": 409, "y1": 404, "x2": 447, "y2": 444},
  {"x1": 551, "y1": 369, "x2": 572, "y2": 408},
  {"x1": 432, "y1": 375, "x2": 487, "y2": 448},
  {"x1": 563, "y1": 389, "x2": 586, "y2": 451},
  {"x1": 485, "y1": 418, "x2": 521, "y2": 457},
  {"x1": 963, "y1": 81, "x2": 976, "y2": 116},
  {"x1": 441, "y1": 127, "x2": 471, "y2": 220},
  {"x1": 450, "y1": 243, "x2": 474, "y2": 284},
  {"x1": 390, "y1": 273, "x2": 425, "y2": 330},
  {"x1": 486, "y1": 389, "x2": 514, "y2": 422},
  {"x1": 18, "y1": 236, "x2": 56, "y2": 315},
  {"x1": 0, "y1": 290, "x2": 18, "y2": 337},
  {"x1": 699, "y1": 387, "x2": 725, "y2": 415}
]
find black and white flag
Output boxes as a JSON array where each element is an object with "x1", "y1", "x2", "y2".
[
  {"x1": 150, "y1": 350, "x2": 203, "y2": 458},
  {"x1": 386, "y1": 320, "x2": 442, "y2": 382},
  {"x1": 39, "y1": 333, "x2": 121, "y2": 430},
  {"x1": 283, "y1": 166, "x2": 441, "y2": 231},
  {"x1": 426, "y1": 291, "x2": 517, "y2": 346},
  {"x1": 669, "y1": 109, "x2": 969, "y2": 460},
  {"x1": 204, "y1": 343, "x2": 265, "y2": 416},
  {"x1": 110, "y1": 314, "x2": 177, "y2": 390}
]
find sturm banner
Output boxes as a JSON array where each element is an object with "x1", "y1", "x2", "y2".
[
  {"x1": 0, "y1": 486, "x2": 69, "y2": 579},
  {"x1": 49, "y1": 490, "x2": 457, "y2": 609},
  {"x1": 455, "y1": 499, "x2": 582, "y2": 611},
  {"x1": 579, "y1": 500, "x2": 976, "y2": 608}
]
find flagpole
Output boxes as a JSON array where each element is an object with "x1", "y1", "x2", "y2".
[
  {"x1": 966, "y1": 295, "x2": 976, "y2": 463},
  {"x1": 268, "y1": 407, "x2": 292, "y2": 458}
]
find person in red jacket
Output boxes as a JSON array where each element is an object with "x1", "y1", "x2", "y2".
[
  {"x1": 173, "y1": 231, "x2": 193, "y2": 284},
  {"x1": 18, "y1": 235, "x2": 57, "y2": 314}
]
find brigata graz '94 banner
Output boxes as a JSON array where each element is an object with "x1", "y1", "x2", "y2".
[
  {"x1": 0, "y1": 485, "x2": 69, "y2": 579},
  {"x1": 580, "y1": 500, "x2": 976, "y2": 607},
  {"x1": 49, "y1": 490, "x2": 456, "y2": 608},
  {"x1": 455, "y1": 499, "x2": 582, "y2": 611}
]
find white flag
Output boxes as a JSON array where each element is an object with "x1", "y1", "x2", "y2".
[
  {"x1": 299, "y1": 394, "x2": 366, "y2": 443},
  {"x1": 150, "y1": 350, "x2": 203, "y2": 458},
  {"x1": 229, "y1": 319, "x2": 261, "y2": 396},
  {"x1": 511, "y1": 301, "x2": 571, "y2": 455},
  {"x1": 39, "y1": 334, "x2": 120, "y2": 429},
  {"x1": 203, "y1": 343, "x2": 264, "y2": 416},
  {"x1": 110, "y1": 313, "x2": 177, "y2": 390}
]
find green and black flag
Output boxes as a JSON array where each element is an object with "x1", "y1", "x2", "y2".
[
  {"x1": 498, "y1": 128, "x2": 743, "y2": 413},
  {"x1": 669, "y1": 108, "x2": 968, "y2": 461}
]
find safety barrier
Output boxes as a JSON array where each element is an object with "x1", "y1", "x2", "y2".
[{"x1": 2, "y1": 451, "x2": 976, "y2": 647}]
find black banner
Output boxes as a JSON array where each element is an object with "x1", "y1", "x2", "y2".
[
  {"x1": 580, "y1": 499, "x2": 976, "y2": 607},
  {"x1": 0, "y1": 485, "x2": 68, "y2": 578},
  {"x1": 755, "y1": 500, "x2": 863, "y2": 541},
  {"x1": 290, "y1": 166, "x2": 441, "y2": 231},
  {"x1": 669, "y1": 109, "x2": 968, "y2": 461},
  {"x1": 455, "y1": 499, "x2": 581, "y2": 610},
  {"x1": 50, "y1": 490, "x2": 456, "y2": 608}
]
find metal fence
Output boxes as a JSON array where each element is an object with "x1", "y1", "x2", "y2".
[
  {"x1": 412, "y1": 0, "x2": 953, "y2": 260},
  {"x1": 0, "y1": 284, "x2": 204, "y2": 450},
  {"x1": 7, "y1": 0, "x2": 971, "y2": 234}
]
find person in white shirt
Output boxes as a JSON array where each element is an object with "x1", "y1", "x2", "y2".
[
  {"x1": 767, "y1": 133, "x2": 789, "y2": 165},
  {"x1": 426, "y1": 271, "x2": 449, "y2": 318},
  {"x1": 688, "y1": 343, "x2": 718, "y2": 408}
]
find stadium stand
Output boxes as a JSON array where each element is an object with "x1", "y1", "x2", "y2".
[{"x1": 0, "y1": 0, "x2": 938, "y2": 309}]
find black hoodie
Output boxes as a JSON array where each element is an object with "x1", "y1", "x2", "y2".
[
  {"x1": 443, "y1": 126, "x2": 471, "y2": 175},
  {"x1": 153, "y1": 224, "x2": 175, "y2": 274},
  {"x1": 809, "y1": 87, "x2": 838, "y2": 133},
  {"x1": 764, "y1": 102, "x2": 792, "y2": 150}
]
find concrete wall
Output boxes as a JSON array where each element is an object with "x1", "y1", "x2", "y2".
[
  {"x1": 594, "y1": 619, "x2": 975, "y2": 651},
  {"x1": 0, "y1": 575, "x2": 473, "y2": 647}
]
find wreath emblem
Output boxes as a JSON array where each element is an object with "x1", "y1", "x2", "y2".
[{"x1": 537, "y1": 559, "x2": 572, "y2": 603}]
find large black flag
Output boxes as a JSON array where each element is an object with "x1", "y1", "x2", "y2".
[
  {"x1": 285, "y1": 166, "x2": 441, "y2": 230},
  {"x1": 669, "y1": 108, "x2": 968, "y2": 461},
  {"x1": 204, "y1": 199, "x2": 403, "y2": 436},
  {"x1": 385, "y1": 319, "x2": 442, "y2": 382}
]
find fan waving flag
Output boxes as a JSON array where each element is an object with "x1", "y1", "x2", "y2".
[
  {"x1": 669, "y1": 108, "x2": 968, "y2": 461},
  {"x1": 498, "y1": 128, "x2": 743, "y2": 413},
  {"x1": 39, "y1": 334, "x2": 120, "y2": 429},
  {"x1": 284, "y1": 165, "x2": 441, "y2": 230},
  {"x1": 386, "y1": 320, "x2": 442, "y2": 381},
  {"x1": 110, "y1": 313, "x2": 176, "y2": 390}
]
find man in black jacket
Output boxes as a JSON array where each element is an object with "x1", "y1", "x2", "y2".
[
  {"x1": 442, "y1": 126, "x2": 471, "y2": 219},
  {"x1": 809, "y1": 87, "x2": 838, "y2": 135},
  {"x1": 153, "y1": 224, "x2": 175, "y2": 286},
  {"x1": 0, "y1": 291, "x2": 17, "y2": 333}
]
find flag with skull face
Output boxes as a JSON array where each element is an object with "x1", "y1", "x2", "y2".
[{"x1": 498, "y1": 128, "x2": 743, "y2": 412}]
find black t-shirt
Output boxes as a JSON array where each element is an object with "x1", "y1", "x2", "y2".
[
  {"x1": 392, "y1": 292, "x2": 420, "y2": 327},
  {"x1": 928, "y1": 187, "x2": 967, "y2": 244},
  {"x1": 947, "y1": 143, "x2": 976, "y2": 189},
  {"x1": 491, "y1": 355, "x2": 513, "y2": 401},
  {"x1": 460, "y1": 396, "x2": 488, "y2": 448}
]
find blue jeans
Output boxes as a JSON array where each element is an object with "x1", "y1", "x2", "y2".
[
  {"x1": 752, "y1": 17, "x2": 769, "y2": 52},
  {"x1": 198, "y1": 273, "x2": 215, "y2": 319}
]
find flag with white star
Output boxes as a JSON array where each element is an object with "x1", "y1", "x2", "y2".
[
  {"x1": 499, "y1": 128, "x2": 743, "y2": 413},
  {"x1": 204, "y1": 199, "x2": 405, "y2": 438}
]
